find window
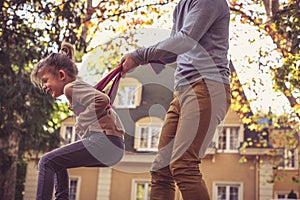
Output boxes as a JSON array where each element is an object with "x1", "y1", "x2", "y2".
[
  {"x1": 61, "y1": 125, "x2": 80, "y2": 144},
  {"x1": 132, "y1": 180, "x2": 151, "y2": 200},
  {"x1": 216, "y1": 125, "x2": 241, "y2": 152},
  {"x1": 213, "y1": 182, "x2": 242, "y2": 200},
  {"x1": 279, "y1": 148, "x2": 298, "y2": 169},
  {"x1": 69, "y1": 177, "x2": 80, "y2": 200},
  {"x1": 275, "y1": 190, "x2": 299, "y2": 199},
  {"x1": 277, "y1": 194, "x2": 286, "y2": 199},
  {"x1": 113, "y1": 78, "x2": 142, "y2": 108},
  {"x1": 134, "y1": 117, "x2": 163, "y2": 152}
]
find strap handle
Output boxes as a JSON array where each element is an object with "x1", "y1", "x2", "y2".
[{"x1": 94, "y1": 64, "x2": 122, "y2": 104}]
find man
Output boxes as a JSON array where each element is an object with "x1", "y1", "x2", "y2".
[{"x1": 121, "y1": 0, "x2": 231, "y2": 199}]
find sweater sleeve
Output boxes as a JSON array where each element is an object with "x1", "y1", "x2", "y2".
[
  {"x1": 64, "y1": 80, "x2": 110, "y2": 131},
  {"x1": 131, "y1": 0, "x2": 220, "y2": 65}
]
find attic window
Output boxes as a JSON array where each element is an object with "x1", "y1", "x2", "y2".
[
  {"x1": 216, "y1": 125, "x2": 242, "y2": 153},
  {"x1": 134, "y1": 117, "x2": 163, "y2": 152},
  {"x1": 113, "y1": 77, "x2": 142, "y2": 108}
]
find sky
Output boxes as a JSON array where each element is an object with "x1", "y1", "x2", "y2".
[{"x1": 229, "y1": 22, "x2": 291, "y2": 115}]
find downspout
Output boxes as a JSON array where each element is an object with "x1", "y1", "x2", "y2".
[{"x1": 256, "y1": 155, "x2": 259, "y2": 200}]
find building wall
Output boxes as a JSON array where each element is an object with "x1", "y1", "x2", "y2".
[
  {"x1": 109, "y1": 168, "x2": 182, "y2": 200},
  {"x1": 68, "y1": 167, "x2": 99, "y2": 200},
  {"x1": 110, "y1": 170, "x2": 150, "y2": 200},
  {"x1": 201, "y1": 153, "x2": 256, "y2": 200},
  {"x1": 273, "y1": 170, "x2": 300, "y2": 197},
  {"x1": 107, "y1": 152, "x2": 257, "y2": 200}
]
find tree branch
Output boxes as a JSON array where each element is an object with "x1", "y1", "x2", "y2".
[{"x1": 83, "y1": 0, "x2": 174, "y2": 49}]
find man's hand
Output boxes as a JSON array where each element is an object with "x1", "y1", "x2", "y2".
[{"x1": 120, "y1": 54, "x2": 138, "y2": 76}]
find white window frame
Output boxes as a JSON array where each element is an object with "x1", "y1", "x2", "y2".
[
  {"x1": 212, "y1": 181, "x2": 243, "y2": 200},
  {"x1": 216, "y1": 124, "x2": 242, "y2": 153},
  {"x1": 113, "y1": 77, "x2": 142, "y2": 108},
  {"x1": 131, "y1": 179, "x2": 151, "y2": 200},
  {"x1": 134, "y1": 117, "x2": 163, "y2": 152},
  {"x1": 278, "y1": 148, "x2": 298, "y2": 170},
  {"x1": 69, "y1": 176, "x2": 81, "y2": 200},
  {"x1": 61, "y1": 123, "x2": 79, "y2": 144}
]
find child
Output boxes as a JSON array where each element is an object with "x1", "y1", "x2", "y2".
[{"x1": 31, "y1": 42, "x2": 125, "y2": 200}]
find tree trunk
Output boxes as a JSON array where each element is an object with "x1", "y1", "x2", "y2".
[
  {"x1": 262, "y1": 0, "x2": 279, "y2": 19},
  {"x1": 0, "y1": 130, "x2": 20, "y2": 200}
]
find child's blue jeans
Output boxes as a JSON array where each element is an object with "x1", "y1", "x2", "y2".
[{"x1": 36, "y1": 132, "x2": 124, "y2": 200}]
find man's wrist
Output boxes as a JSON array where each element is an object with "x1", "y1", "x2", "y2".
[{"x1": 130, "y1": 49, "x2": 146, "y2": 65}]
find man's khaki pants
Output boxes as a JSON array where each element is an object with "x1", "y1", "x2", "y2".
[{"x1": 150, "y1": 79, "x2": 231, "y2": 200}]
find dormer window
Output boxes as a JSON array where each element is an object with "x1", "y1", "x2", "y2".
[
  {"x1": 134, "y1": 117, "x2": 163, "y2": 152},
  {"x1": 216, "y1": 125, "x2": 242, "y2": 153},
  {"x1": 113, "y1": 77, "x2": 142, "y2": 108}
]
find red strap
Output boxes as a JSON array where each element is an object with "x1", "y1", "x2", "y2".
[{"x1": 94, "y1": 64, "x2": 122, "y2": 104}]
